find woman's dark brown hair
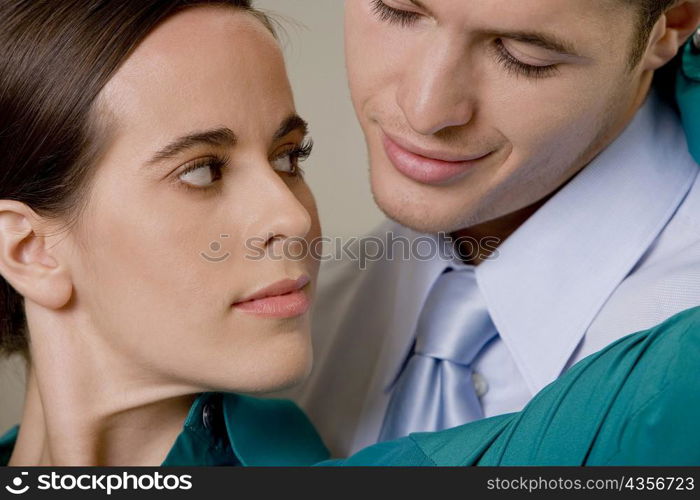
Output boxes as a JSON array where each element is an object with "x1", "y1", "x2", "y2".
[{"x1": 0, "y1": 0, "x2": 274, "y2": 359}]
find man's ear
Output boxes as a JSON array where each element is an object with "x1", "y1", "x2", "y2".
[
  {"x1": 0, "y1": 200, "x2": 73, "y2": 310},
  {"x1": 642, "y1": 0, "x2": 700, "y2": 70}
]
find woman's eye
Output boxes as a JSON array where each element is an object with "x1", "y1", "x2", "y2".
[
  {"x1": 371, "y1": 0, "x2": 421, "y2": 27},
  {"x1": 272, "y1": 154, "x2": 296, "y2": 175},
  {"x1": 272, "y1": 140, "x2": 314, "y2": 178},
  {"x1": 178, "y1": 157, "x2": 225, "y2": 189}
]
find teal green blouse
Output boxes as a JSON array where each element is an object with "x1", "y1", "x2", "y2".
[
  {"x1": 323, "y1": 305, "x2": 700, "y2": 466},
  {"x1": 0, "y1": 393, "x2": 329, "y2": 466},
  {"x1": 678, "y1": 36, "x2": 700, "y2": 162}
]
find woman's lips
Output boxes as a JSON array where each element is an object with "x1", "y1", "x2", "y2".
[
  {"x1": 381, "y1": 132, "x2": 491, "y2": 185},
  {"x1": 232, "y1": 275, "x2": 311, "y2": 319}
]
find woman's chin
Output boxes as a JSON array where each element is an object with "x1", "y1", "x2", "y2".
[{"x1": 209, "y1": 340, "x2": 313, "y2": 395}]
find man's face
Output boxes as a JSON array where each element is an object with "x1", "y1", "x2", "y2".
[{"x1": 345, "y1": 0, "x2": 652, "y2": 233}]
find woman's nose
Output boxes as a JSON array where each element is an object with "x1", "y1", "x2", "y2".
[
  {"x1": 247, "y1": 166, "x2": 313, "y2": 250},
  {"x1": 396, "y1": 36, "x2": 476, "y2": 136}
]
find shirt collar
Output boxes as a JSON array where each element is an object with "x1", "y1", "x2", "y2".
[
  {"x1": 163, "y1": 392, "x2": 329, "y2": 466},
  {"x1": 476, "y1": 88, "x2": 699, "y2": 394},
  {"x1": 379, "y1": 89, "x2": 698, "y2": 397},
  {"x1": 2, "y1": 393, "x2": 328, "y2": 466}
]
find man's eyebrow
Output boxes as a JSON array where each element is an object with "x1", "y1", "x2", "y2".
[
  {"x1": 146, "y1": 128, "x2": 237, "y2": 165},
  {"x1": 486, "y1": 30, "x2": 582, "y2": 57},
  {"x1": 273, "y1": 114, "x2": 309, "y2": 141}
]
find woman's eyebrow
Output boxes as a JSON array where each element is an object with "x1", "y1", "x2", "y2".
[
  {"x1": 146, "y1": 127, "x2": 237, "y2": 166},
  {"x1": 273, "y1": 114, "x2": 309, "y2": 140},
  {"x1": 146, "y1": 115, "x2": 307, "y2": 166}
]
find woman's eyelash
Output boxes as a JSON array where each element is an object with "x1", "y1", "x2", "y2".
[
  {"x1": 288, "y1": 138, "x2": 314, "y2": 163},
  {"x1": 371, "y1": 0, "x2": 420, "y2": 27},
  {"x1": 177, "y1": 154, "x2": 229, "y2": 193},
  {"x1": 279, "y1": 138, "x2": 314, "y2": 178},
  {"x1": 177, "y1": 138, "x2": 313, "y2": 193},
  {"x1": 492, "y1": 39, "x2": 560, "y2": 79},
  {"x1": 179, "y1": 155, "x2": 228, "y2": 179}
]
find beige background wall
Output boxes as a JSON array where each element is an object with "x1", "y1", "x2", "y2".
[{"x1": 0, "y1": 0, "x2": 384, "y2": 433}]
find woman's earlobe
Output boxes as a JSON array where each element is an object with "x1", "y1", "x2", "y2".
[{"x1": 0, "y1": 200, "x2": 73, "y2": 310}]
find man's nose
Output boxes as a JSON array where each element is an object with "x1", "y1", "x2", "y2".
[{"x1": 396, "y1": 36, "x2": 476, "y2": 136}]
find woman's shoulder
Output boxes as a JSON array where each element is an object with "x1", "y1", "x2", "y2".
[{"x1": 219, "y1": 393, "x2": 330, "y2": 466}]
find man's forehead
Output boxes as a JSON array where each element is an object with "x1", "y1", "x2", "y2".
[
  {"x1": 387, "y1": 0, "x2": 633, "y2": 52},
  {"x1": 403, "y1": 0, "x2": 630, "y2": 25}
]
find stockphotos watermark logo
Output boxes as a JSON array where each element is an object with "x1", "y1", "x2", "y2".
[
  {"x1": 200, "y1": 231, "x2": 501, "y2": 269},
  {"x1": 4, "y1": 471, "x2": 29, "y2": 495},
  {"x1": 3, "y1": 471, "x2": 192, "y2": 496}
]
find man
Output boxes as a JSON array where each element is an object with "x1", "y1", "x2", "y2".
[{"x1": 287, "y1": 0, "x2": 700, "y2": 457}]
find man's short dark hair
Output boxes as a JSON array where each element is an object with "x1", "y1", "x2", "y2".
[{"x1": 628, "y1": 0, "x2": 678, "y2": 68}]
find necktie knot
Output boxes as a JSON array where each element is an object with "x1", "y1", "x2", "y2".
[
  {"x1": 413, "y1": 267, "x2": 496, "y2": 365},
  {"x1": 379, "y1": 265, "x2": 500, "y2": 441}
]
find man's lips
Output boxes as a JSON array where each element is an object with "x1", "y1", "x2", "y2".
[
  {"x1": 381, "y1": 132, "x2": 492, "y2": 185},
  {"x1": 232, "y1": 275, "x2": 311, "y2": 319}
]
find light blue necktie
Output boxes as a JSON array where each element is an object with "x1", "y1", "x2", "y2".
[{"x1": 379, "y1": 267, "x2": 498, "y2": 442}]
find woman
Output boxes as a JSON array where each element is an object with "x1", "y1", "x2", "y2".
[
  {"x1": 2, "y1": 0, "x2": 700, "y2": 467},
  {"x1": 0, "y1": 0, "x2": 328, "y2": 466}
]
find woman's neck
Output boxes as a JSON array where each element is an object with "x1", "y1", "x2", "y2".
[{"x1": 8, "y1": 310, "x2": 198, "y2": 466}]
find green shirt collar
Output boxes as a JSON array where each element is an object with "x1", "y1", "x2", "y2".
[{"x1": 1, "y1": 392, "x2": 328, "y2": 466}]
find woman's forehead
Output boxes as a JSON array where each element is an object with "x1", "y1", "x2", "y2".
[{"x1": 97, "y1": 6, "x2": 292, "y2": 150}]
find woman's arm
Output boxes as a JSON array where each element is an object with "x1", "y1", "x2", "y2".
[{"x1": 678, "y1": 30, "x2": 700, "y2": 162}]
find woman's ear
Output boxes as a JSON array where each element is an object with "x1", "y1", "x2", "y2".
[
  {"x1": 0, "y1": 200, "x2": 73, "y2": 310},
  {"x1": 642, "y1": 1, "x2": 700, "y2": 70}
]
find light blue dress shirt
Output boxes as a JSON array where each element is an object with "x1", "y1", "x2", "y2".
[{"x1": 282, "y1": 86, "x2": 700, "y2": 457}]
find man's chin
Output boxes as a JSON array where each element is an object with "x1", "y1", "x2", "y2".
[{"x1": 370, "y1": 184, "x2": 482, "y2": 235}]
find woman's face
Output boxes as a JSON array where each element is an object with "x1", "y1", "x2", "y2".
[{"x1": 64, "y1": 7, "x2": 321, "y2": 393}]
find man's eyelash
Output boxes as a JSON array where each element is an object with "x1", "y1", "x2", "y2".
[
  {"x1": 370, "y1": 1, "x2": 560, "y2": 80},
  {"x1": 371, "y1": 0, "x2": 420, "y2": 27},
  {"x1": 492, "y1": 39, "x2": 560, "y2": 79}
]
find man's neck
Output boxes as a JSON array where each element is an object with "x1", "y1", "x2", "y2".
[
  {"x1": 454, "y1": 71, "x2": 656, "y2": 267},
  {"x1": 451, "y1": 190, "x2": 559, "y2": 266}
]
